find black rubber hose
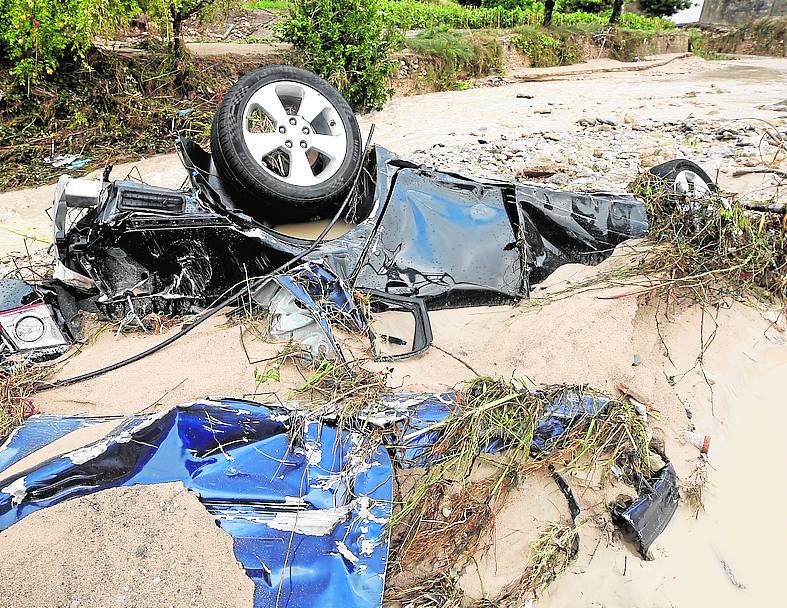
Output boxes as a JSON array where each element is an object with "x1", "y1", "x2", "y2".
[{"x1": 40, "y1": 125, "x2": 375, "y2": 391}]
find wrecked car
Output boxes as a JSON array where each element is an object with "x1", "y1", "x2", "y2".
[{"x1": 1, "y1": 65, "x2": 716, "y2": 363}]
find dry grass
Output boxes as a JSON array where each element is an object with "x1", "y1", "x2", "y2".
[
  {"x1": 386, "y1": 520, "x2": 580, "y2": 608},
  {"x1": 632, "y1": 174, "x2": 786, "y2": 303},
  {"x1": 0, "y1": 365, "x2": 51, "y2": 439},
  {"x1": 389, "y1": 377, "x2": 651, "y2": 589},
  {"x1": 680, "y1": 458, "x2": 708, "y2": 517},
  {"x1": 517, "y1": 521, "x2": 579, "y2": 593},
  {"x1": 291, "y1": 358, "x2": 389, "y2": 420}
]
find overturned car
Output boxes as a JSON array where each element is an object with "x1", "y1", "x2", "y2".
[{"x1": 1, "y1": 66, "x2": 716, "y2": 363}]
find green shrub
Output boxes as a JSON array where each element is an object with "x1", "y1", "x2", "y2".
[
  {"x1": 480, "y1": 0, "x2": 540, "y2": 8},
  {"x1": 405, "y1": 26, "x2": 503, "y2": 89},
  {"x1": 379, "y1": 1, "x2": 673, "y2": 31},
  {"x1": 638, "y1": 0, "x2": 691, "y2": 17},
  {"x1": 618, "y1": 10, "x2": 673, "y2": 30},
  {"x1": 558, "y1": 0, "x2": 610, "y2": 13},
  {"x1": 278, "y1": 0, "x2": 400, "y2": 111},
  {"x1": 511, "y1": 27, "x2": 583, "y2": 66},
  {"x1": 0, "y1": 0, "x2": 139, "y2": 86}
]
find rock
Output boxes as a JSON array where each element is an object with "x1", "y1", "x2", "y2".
[
  {"x1": 597, "y1": 116, "x2": 617, "y2": 126},
  {"x1": 515, "y1": 164, "x2": 559, "y2": 178},
  {"x1": 516, "y1": 93, "x2": 534, "y2": 99},
  {"x1": 593, "y1": 148, "x2": 603, "y2": 158},
  {"x1": 632, "y1": 354, "x2": 642, "y2": 366},
  {"x1": 576, "y1": 166, "x2": 594, "y2": 178},
  {"x1": 577, "y1": 117, "x2": 597, "y2": 127},
  {"x1": 535, "y1": 109, "x2": 552, "y2": 114}
]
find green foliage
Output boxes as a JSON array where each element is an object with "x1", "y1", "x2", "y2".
[
  {"x1": 277, "y1": 0, "x2": 400, "y2": 111},
  {"x1": 480, "y1": 0, "x2": 540, "y2": 9},
  {"x1": 511, "y1": 26, "x2": 583, "y2": 66},
  {"x1": 558, "y1": 0, "x2": 610, "y2": 12},
  {"x1": 0, "y1": 0, "x2": 139, "y2": 86},
  {"x1": 617, "y1": 9, "x2": 673, "y2": 30},
  {"x1": 380, "y1": 1, "x2": 673, "y2": 31},
  {"x1": 688, "y1": 28, "x2": 728, "y2": 60},
  {"x1": 638, "y1": 0, "x2": 691, "y2": 17},
  {"x1": 405, "y1": 27, "x2": 503, "y2": 90},
  {"x1": 246, "y1": 0, "x2": 288, "y2": 8}
]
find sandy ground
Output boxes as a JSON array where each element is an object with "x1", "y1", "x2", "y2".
[
  {"x1": 1, "y1": 54, "x2": 786, "y2": 607},
  {"x1": 0, "y1": 482, "x2": 254, "y2": 608}
]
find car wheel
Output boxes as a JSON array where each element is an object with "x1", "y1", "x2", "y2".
[
  {"x1": 211, "y1": 65, "x2": 362, "y2": 222},
  {"x1": 648, "y1": 159, "x2": 717, "y2": 199}
]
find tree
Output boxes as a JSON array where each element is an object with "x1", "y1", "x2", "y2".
[
  {"x1": 609, "y1": 0, "x2": 624, "y2": 24},
  {"x1": 0, "y1": 0, "x2": 139, "y2": 86},
  {"x1": 638, "y1": 0, "x2": 692, "y2": 17},
  {"x1": 278, "y1": 0, "x2": 400, "y2": 111},
  {"x1": 543, "y1": 0, "x2": 555, "y2": 27},
  {"x1": 140, "y1": 1, "x2": 237, "y2": 49}
]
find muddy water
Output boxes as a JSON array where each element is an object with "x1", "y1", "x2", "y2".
[
  {"x1": 539, "y1": 306, "x2": 787, "y2": 607},
  {"x1": 272, "y1": 219, "x2": 353, "y2": 240}
]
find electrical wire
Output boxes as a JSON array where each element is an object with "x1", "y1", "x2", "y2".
[{"x1": 40, "y1": 125, "x2": 376, "y2": 391}]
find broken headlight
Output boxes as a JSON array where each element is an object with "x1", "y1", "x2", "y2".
[{"x1": 0, "y1": 303, "x2": 67, "y2": 352}]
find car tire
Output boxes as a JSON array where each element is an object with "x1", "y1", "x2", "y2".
[
  {"x1": 211, "y1": 65, "x2": 362, "y2": 222},
  {"x1": 648, "y1": 159, "x2": 717, "y2": 198}
]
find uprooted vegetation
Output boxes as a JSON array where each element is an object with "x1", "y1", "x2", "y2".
[
  {"x1": 537, "y1": 173, "x2": 787, "y2": 306},
  {"x1": 0, "y1": 365, "x2": 51, "y2": 438},
  {"x1": 633, "y1": 175, "x2": 787, "y2": 302},
  {"x1": 0, "y1": 49, "x2": 275, "y2": 191},
  {"x1": 385, "y1": 376, "x2": 653, "y2": 605}
]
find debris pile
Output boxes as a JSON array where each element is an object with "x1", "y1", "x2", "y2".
[{"x1": 410, "y1": 115, "x2": 786, "y2": 194}]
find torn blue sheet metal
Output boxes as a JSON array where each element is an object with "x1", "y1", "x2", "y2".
[
  {"x1": 395, "y1": 390, "x2": 611, "y2": 467},
  {"x1": 0, "y1": 399, "x2": 392, "y2": 608},
  {"x1": 252, "y1": 262, "x2": 369, "y2": 363},
  {"x1": 532, "y1": 392, "x2": 611, "y2": 453},
  {"x1": 0, "y1": 414, "x2": 124, "y2": 476}
]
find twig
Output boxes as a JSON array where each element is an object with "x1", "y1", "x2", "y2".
[{"x1": 732, "y1": 168, "x2": 787, "y2": 178}]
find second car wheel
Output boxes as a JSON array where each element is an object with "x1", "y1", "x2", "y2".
[
  {"x1": 211, "y1": 65, "x2": 363, "y2": 223},
  {"x1": 648, "y1": 159, "x2": 717, "y2": 199}
]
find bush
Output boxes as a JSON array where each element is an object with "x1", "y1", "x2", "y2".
[
  {"x1": 405, "y1": 27, "x2": 503, "y2": 89},
  {"x1": 0, "y1": 0, "x2": 139, "y2": 86},
  {"x1": 141, "y1": 0, "x2": 239, "y2": 44},
  {"x1": 558, "y1": 0, "x2": 610, "y2": 12},
  {"x1": 480, "y1": 0, "x2": 541, "y2": 9},
  {"x1": 278, "y1": 0, "x2": 399, "y2": 111},
  {"x1": 511, "y1": 27, "x2": 583, "y2": 66},
  {"x1": 380, "y1": 1, "x2": 673, "y2": 31},
  {"x1": 638, "y1": 0, "x2": 691, "y2": 17}
]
